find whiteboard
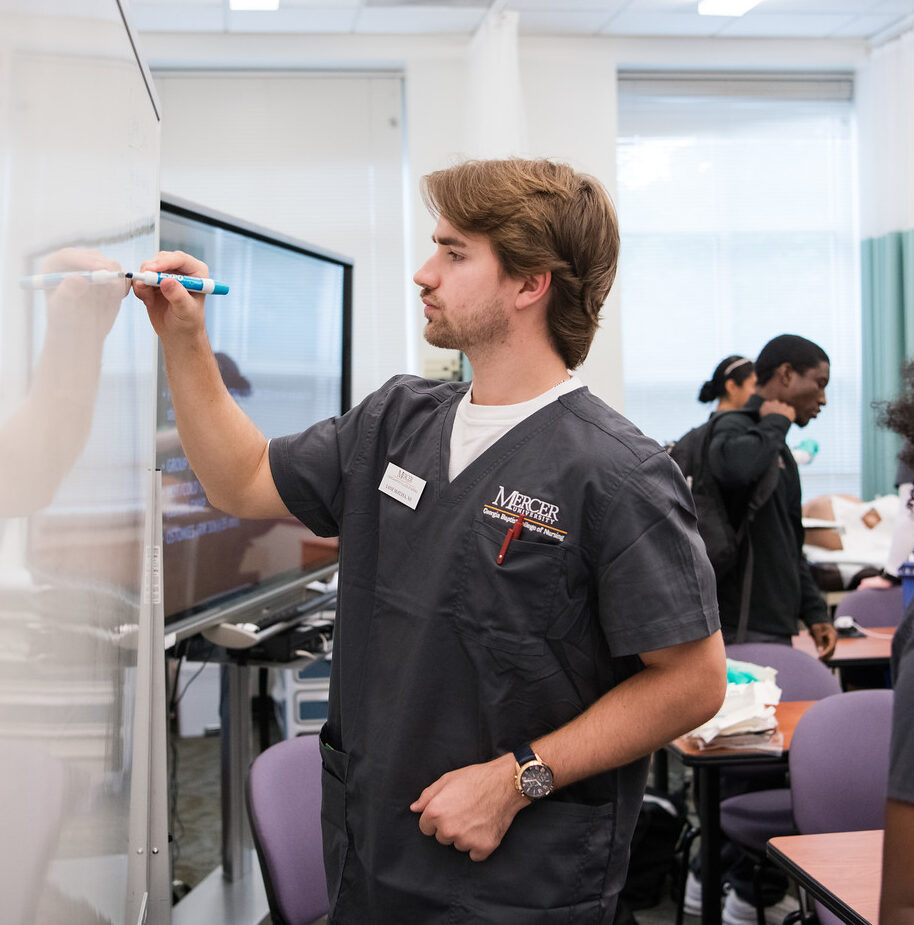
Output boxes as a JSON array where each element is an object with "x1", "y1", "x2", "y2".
[{"x1": 0, "y1": 3, "x2": 160, "y2": 923}]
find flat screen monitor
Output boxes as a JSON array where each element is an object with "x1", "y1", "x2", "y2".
[{"x1": 158, "y1": 196, "x2": 351, "y2": 635}]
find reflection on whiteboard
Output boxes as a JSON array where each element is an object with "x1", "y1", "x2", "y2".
[{"x1": 0, "y1": 3, "x2": 158, "y2": 924}]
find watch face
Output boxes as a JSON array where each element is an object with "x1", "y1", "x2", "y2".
[{"x1": 520, "y1": 763, "x2": 554, "y2": 799}]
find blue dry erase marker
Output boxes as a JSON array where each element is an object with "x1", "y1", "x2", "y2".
[
  {"x1": 127, "y1": 271, "x2": 230, "y2": 295},
  {"x1": 20, "y1": 269, "x2": 230, "y2": 295}
]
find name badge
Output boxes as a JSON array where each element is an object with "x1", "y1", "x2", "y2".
[{"x1": 379, "y1": 462, "x2": 427, "y2": 510}]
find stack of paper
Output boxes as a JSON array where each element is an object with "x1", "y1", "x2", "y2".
[{"x1": 686, "y1": 659, "x2": 783, "y2": 752}]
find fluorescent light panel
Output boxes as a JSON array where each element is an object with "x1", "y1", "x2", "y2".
[
  {"x1": 229, "y1": 0, "x2": 279, "y2": 10},
  {"x1": 698, "y1": 0, "x2": 763, "y2": 16}
]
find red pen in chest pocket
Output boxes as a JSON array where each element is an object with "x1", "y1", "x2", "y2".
[{"x1": 496, "y1": 514, "x2": 525, "y2": 565}]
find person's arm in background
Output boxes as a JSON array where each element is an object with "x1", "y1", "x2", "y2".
[
  {"x1": 860, "y1": 482, "x2": 914, "y2": 588},
  {"x1": 799, "y1": 556, "x2": 837, "y2": 658},
  {"x1": 885, "y1": 484, "x2": 914, "y2": 577},
  {"x1": 131, "y1": 250, "x2": 289, "y2": 519},
  {"x1": 708, "y1": 400, "x2": 795, "y2": 488}
]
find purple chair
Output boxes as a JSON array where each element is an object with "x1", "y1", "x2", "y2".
[
  {"x1": 246, "y1": 733, "x2": 329, "y2": 925},
  {"x1": 787, "y1": 689, "x2": 893, "y2": 924},
  {"x1": 789, "y1": 689, "x2": 892, "y2": 832},
  {"x1": 834, "y1": 584, "x2": 904, "y2": 628}
]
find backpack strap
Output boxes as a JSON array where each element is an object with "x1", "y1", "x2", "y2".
[
  {"x1": 707, "y1": 410, "x2": 782, "y2": 644},
  {"x1": 736, "y1": 541, "x2": 755, "y2": 645},
  {"x1": 732, "y1": 452, "x2": 781, "y2": 643}
]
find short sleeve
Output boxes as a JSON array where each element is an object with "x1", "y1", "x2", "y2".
[
  {"x1": 268, "y1": 376, "x2": 416, "y2": 537},
  {"x1": 269, "y1": 417, "x2": 345, "y2": 537},
  {"x1": 596, "y1": 450, "x2": 720, "y2": 657}
]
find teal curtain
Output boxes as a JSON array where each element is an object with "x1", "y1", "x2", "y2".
[{"x1": 860, "y1": 230, "x2": 914, "y2": 498}]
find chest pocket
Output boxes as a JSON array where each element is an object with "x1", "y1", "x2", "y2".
[{"x1": 451, "y1": 516, "x2": 567, "y2": 656}]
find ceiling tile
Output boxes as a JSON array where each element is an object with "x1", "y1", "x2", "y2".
[
  {"x1": 624, "y1": 0, "x2": 709, "y2": 13},
  {"x1": 600, "y1": 10, "x2": 722, "y2": 35},
  {"x1": 130, "y1": 1, "x2": 226, "y2": 31},
  {"x1": 757, "y1": 0, "x2": 893, "y2": 11},
  {"x1": 517, "y1": 10, "x2": 616, "y2": 33},
  {"x1": 362, "y1": 0, "x2": 486, "y2": 7},
  {"x1": 354, "y1": 5, "x2": 488, "y2": 32},
  {"x1": 128, "y1": 0, "x2": 222, "y2": 6},
  {"x1": 282, "y1": 0, "x2": 360, "y2": 7},
  {"x1": 226, "y1": 7, "x2": 360, "y2": 30},
  {"x1": 828, "y1": 12, "x2": 908, "y2": 37},
  {"x1": 506, "y1": 0, "x2": 628, "y2": 10},
  {"x1": 715, "y1": 11, "x2": 861, "y2": 37},
  {"x1": 869, "y1": 0, "x2": 914, "y2": 11}
]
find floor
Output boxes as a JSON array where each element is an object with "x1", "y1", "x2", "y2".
[
  {"x1": 169, "y1": 720, "x2": 698, "y2": 925},
  {"x1": 169, "y1": 687, "x2": 315, "y2": 925},
  {"x1": 632, "y1": 894, "x2": 683, "y2": 925},
  {"x1": 169, "y1": 731, "x2": 223, "y2": 896}
]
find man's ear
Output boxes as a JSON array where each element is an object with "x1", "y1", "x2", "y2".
[
  {"x1": 515, "y1": 271, "x2": 551, "y2": 310},
  {"x1": 776, "y1": 361, "x2": 795, "y2": 386}
]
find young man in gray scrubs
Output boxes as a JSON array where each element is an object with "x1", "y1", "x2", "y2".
[{"x1": 135, "y1": 158, "x2": 726, "y2": 924}]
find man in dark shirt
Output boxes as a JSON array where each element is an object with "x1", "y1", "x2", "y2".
[
  {"x1": 708, "y1": 333, "x2": 837, "y2": 656},
  {"x1": 688, "y1": 335, "x2": 838, "y2": 925}
]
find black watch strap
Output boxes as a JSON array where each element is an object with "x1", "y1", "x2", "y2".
[{"x1": 513, "y1": 743, "x2": 536, "y2": 765}]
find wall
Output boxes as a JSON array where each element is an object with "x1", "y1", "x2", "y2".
[
  {"x1": 519, "y1": 37, "x2": 620, "y2": 403},
  {"x1": 137, "y1": 30, "x2": 868, "y2": 411},
  {"x1": 153, "y1": 70, "x2": 406, "y2": 405}
]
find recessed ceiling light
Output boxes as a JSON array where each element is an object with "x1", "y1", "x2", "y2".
[
  {"x1": 229, "y1": 0, "x2": 279, "y2": 10},
  {"x1": 698, "y1": 0, "x2": 763, "y2": 15}
]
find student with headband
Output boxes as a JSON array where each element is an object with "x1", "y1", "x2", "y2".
[{"x1": 698, "y1": 355, "x2": 757, "y2": 413}]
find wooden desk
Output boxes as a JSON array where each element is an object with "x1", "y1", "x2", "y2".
[
  {"x1": 767, "y1": 829, "x2": 883, "y2": 925},
  {"x1": 668, "y1": 700, "x2": 814, "y2": 925},
  {"x1": 793, "y1": 628, "x2": 894, "y2": 668}
]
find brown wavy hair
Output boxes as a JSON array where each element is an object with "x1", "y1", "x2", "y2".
[{"x1": 420, "y1": 158, "x2": 620, "y2": 369}]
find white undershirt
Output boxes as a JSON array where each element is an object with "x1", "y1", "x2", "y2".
[{"x1": 448, "y1": 375, "x2": 583, "y2": 481}]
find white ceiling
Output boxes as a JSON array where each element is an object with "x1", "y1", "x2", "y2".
[{"x1": 127, "y1": 0, "x2": 914, "y2": 43}]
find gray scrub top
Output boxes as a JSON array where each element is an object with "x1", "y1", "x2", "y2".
[{"x1": 270, "y1": 375, "x2": 719, "y2": 925}]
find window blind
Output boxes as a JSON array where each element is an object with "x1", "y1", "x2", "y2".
[{"x1": 616, "y1": 73, "x2": 860, "y2": 498}]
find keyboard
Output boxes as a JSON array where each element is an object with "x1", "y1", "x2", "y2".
[{"x1": 253, "y1": 589, "x2": 338, "y2": 631}]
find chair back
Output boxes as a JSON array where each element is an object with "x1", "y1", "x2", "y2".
[
  {"x1": 725, "y1": 642, "x2": 842, "y2": 701},
  {"x1": 246, "y1": 733, "x2": 329, "y2": 925},
  {"x1": 789, "y1": 689, "x2": 893, "y2": 834},
  {"x1": 834, "y1": 585, "x2": 904, "y2": 628}
]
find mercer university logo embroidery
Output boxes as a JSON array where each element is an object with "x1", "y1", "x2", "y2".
[
  {"x1": 492, "y1": 485, "x2": 560, "y2": 524},
  {"x1": 483, "y1": 485, "x2": 567, "y2": 543}
]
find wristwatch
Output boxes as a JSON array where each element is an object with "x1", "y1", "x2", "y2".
[{"x1": 513, "y1": 744, "x2": 554, "y2": 800}]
